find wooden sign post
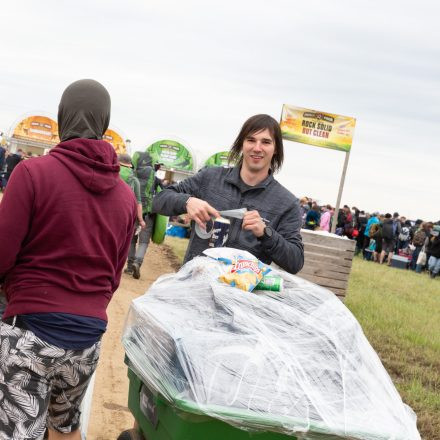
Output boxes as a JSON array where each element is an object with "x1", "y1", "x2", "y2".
[{"x1": 330, "y1": 149, "x2": 351, "y2": 234}]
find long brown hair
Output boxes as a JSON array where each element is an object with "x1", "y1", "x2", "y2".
[{"x1": 228, "y1": 114, "x2": 284, "y2": 173}]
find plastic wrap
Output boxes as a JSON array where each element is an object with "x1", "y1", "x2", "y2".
[{"x1": 122, "y1": 248, "x2": 420, "y2": 440}]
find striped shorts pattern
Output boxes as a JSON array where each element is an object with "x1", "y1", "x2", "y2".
[{"x1": 0, "y1": 321, "x2": 100, "y2": 440}]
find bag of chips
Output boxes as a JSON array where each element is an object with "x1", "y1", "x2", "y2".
[
  {"x1": 202, "y1": 247, "x2": 271, "y2": 292},
  {"x1": 219, "y1": 256, "x2": 271, "y2": 292}
]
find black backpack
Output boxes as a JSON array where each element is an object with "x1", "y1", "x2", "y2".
[
  {"x1": 133, "y1": 151, "x2": 153, "y2": 170},
  {"x1": 382, "y1": 221, "x2": 394, "y2": 240}
]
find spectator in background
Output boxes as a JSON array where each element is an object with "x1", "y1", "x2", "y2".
[
  {"x1": 370, "y1": 216, "x2": 383, "y2": 263},
  {"x1": 305, "y1": 203, "x2": 321, "y2": 230},
  {"x1": 411, "y1": 222, "x2": 433, "y2": 272},
  {"x1": 370, "y1": 221, "x2": 383, "y2": 262},
  {"x1": 427, "y1": 231, "x2": 440, "y2": 278},
  {"x1": 299, "y1": 197, "x2": 310, "y2": 227},
  {"x1": 343, "y1": 206, "x2": 354, "y2": 238},
  {"x1": 0, "y1": 146, "x2": 6, "y2": 191},
  {"x1": 3, "y1": 149, "x2": 23, "y2": 188},
  {"x1": 335, "y1": 207, "x2": 346, "y2": 235},
  {"x1": 355, "y1": 210, "x2": 368, "y2": 255},
  {"x1": 352, "y1": 206, "x2": 360, "y2": 230},
  {"x1": 363, "y1": 212, "x2": 380, "y2": 258},
  {"x1": 118, "y1": 154, "x2": 146, "y2": 277},
  {"x1": 397, "y1": 219, "x2": 411, "y2": 250},
  {"x1": 380, "y1": 213, "x2": 395, "y2": 265},
  {"x1": 392, "y1": 212, "x2": 402, "y2": 252},
  {"x1": 411, "y1": 219, "x2": 423, "y2": 242},
  {"x1": 0, "y1": 144, "x2": 5, "y2": 171},
  {"x1": 126, "y1": 160, "x2": 163, "y2": 279},
  {"x1": 320, "y1": 204, "x2": 333, "y2": 232}
]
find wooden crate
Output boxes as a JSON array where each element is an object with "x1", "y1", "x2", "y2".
[{"x1": 297, "y1": 230, "x2": 356, "y2": 300}]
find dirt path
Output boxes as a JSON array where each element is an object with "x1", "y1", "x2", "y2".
[{"x1": 88, "y1": 243, "x2": 180, "y2": 440}]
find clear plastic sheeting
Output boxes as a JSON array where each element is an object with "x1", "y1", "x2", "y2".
[{"x1": 122, "y1": 248, "x2": 420, "y2": 440}]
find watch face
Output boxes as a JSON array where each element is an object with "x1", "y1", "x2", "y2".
[{"x1": 265, "y1": 226, "x2": 273, "y2": 238}]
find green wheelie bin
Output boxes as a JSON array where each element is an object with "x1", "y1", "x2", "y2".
[{"x1": 120, "y1": 364, "x2": 297, "y2": 440}]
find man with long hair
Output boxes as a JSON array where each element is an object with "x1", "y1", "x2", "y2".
[{"x1": 153, "y1": 114, "x2": 304, "y2": 274}]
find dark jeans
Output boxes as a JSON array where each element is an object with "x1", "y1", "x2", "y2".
[
  {"x1": 127, "y1": 214, "x2": 155, "y2": 267},
  {"x1": 410, "y1": 246, "x2": 422, "y2": 270},
  {"x1": 397, "y1": 239, "x2": 409, "y2": 250},
  {"x1": 362, "y1": 235, "x2": 370, "y2": 259}
]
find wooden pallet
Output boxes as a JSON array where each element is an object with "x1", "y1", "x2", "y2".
[{"x1": 297, "y1": 230, "x2": 356, "y2": 300}]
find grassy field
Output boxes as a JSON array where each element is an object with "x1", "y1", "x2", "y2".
[
  {"x1": 164, "y1": 236, "x2": 189, "y2": 264},
  {"x1": 346, "y1": 258, "x2": 440, "y2": 440},
  {"x1": 164, "y1": 236, "x2": 440, "y2": 439}
]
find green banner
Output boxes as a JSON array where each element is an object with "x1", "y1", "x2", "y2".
[
  {"x1": 204, "y1": 151, "x2": 231, "y2": 168},
  {"x1": 147, "y1": 140, "x2": 194, "y2": 171}
]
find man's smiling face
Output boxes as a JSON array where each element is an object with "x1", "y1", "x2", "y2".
[{"x1": 241, "y1": 128, "x2": 275, "y2": 175}]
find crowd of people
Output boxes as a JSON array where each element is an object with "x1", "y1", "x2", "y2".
[
  {"x1": 299, "y1": 197, "x2": 440, "y2": 279},
  {"x1": 0, "y1": 144, "x2": 43, "y2": 191}
]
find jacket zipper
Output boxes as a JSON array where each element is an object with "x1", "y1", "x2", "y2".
[{"x1": 226, "y1": 195, "x2": 244, "y2": 246}]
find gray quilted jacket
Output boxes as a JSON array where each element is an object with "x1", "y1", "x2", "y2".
[{"x1": 152, "y1": 166, "x2": 304, "y2": 274}]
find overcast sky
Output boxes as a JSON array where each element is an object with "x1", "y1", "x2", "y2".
[{"x1": 1, "y1": 0, "x2": 438, "y2": 220}]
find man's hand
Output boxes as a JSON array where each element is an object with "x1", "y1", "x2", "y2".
[
  {"x1": 242, "y1": 210, "x2": 265, "y2": 238},
  {"x1": 186, "y1": 197, "x2": 220, "y2": 230},
  {"x1": 139, "y1": 219, "x2": 146, "y2": 229}
]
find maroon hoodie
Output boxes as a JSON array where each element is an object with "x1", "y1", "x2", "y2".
[{"x1": 0, "y1": 139, "x2": 137, "y2": 321}]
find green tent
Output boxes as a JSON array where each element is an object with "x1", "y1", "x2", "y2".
[
  {"x1": 147, "y1": 140, "x2": 194, "y2": 171},
  {"x1": 204, "y1": 151, "x2": 233, "y2": 168}
]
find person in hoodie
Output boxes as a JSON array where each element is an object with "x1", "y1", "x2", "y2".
[
  {"x1": 0, "y1": 79, "x2": 137, "y2": 439},
  {"x1": 125, "y1": 158, "x2": 163, "y2": 279}
]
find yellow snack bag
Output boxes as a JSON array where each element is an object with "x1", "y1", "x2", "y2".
[{"x1": 218, "y1": 257, "x2": 271, "y2": 292}]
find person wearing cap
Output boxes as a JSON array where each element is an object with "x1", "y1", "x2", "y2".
[
  {"x1": 153, "y1": 114, "x2": 304, "y2": 274},
  {"x1": 0, "y1": 79, "x2": 137, "y2": 439}
]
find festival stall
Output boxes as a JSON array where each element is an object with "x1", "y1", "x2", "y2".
[
  {"x1": 103, "y1": 128, "x2": 127, "y2": 154},
  {"x1": 204, "y1": 151, "x2": 231, "y2": 168},
  {"x1": 147, "y1": 139, "x2": 195, "y2": 183},
  {"x1": 7, "y1": 114, "x2": 127, "y2": 156},
  {"x1": 144, "y1": 140, "x2": 196, "y2": 243},
  {"x1": 8, "y1": 115, "x2": 59, "y2": 156}
]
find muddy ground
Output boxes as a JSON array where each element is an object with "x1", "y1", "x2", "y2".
[{"x1": 88, "y1": 243, "x2": 180, "y2": 440}]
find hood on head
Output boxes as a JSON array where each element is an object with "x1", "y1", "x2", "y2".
[
  {"x1": 50, "y1": 138, "x2": 120, "y2": 193},
  {"x1": 58, "y1": 79, "x2": 111, "y2": 142},
  {"x1": 136, "y1": 165, "x2": 153, "y2": 180}
]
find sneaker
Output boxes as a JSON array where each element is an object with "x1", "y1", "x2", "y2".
[
  {"x1": 124, "y1": 267, "x2": 133, "y2": 275},
  {"x1": 132, "y1": 263, "x2": 140, "y2": 279}
]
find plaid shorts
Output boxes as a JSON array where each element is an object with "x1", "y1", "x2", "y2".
[{"x1": 0, "y1": 320, "x2": 101, "y2": 439}]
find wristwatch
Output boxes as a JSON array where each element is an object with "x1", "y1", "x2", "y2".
[{"x1": 263, "y1": 226, "x2": 274, "y2": 238}]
